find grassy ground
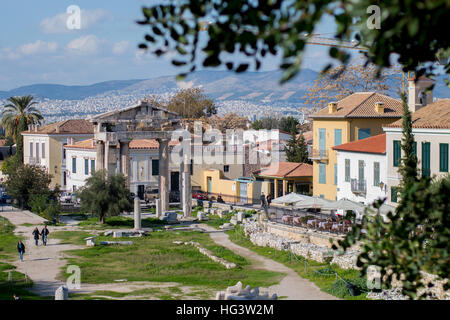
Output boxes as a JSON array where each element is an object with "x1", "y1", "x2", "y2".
[
  {"x1": 226, "y1": 225, "x2": 369, "y2": 300},
  {"x1": 202, "y1": 209, "x2": 257, "y2": 229},
  {"x1": 57, "y1": 230, "x2": 284, "y2": 292},
  {"x1": 78, "y1": 216, "x2": 168, "y2": 230},
  {"x1": 0, "y1": 217, "x2": 49, "y2": 300},
  {"x1": 52, "y1": 230, "x2": 95, "y2": 246}
]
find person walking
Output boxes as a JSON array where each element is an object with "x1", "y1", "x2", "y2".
[
  {"x1": 266, "y1": 193, "x2": 272, "y2": 208},
  {"x1": 32, "y1": 227, "x2": 40, "y2": 246},
  {"x1": 260, "y1": 192, "x2": 267, "y2": 208},
  {"x1": 41, "y1": 225, "x2": 49, "y2": 246},
  {"x1": 17, "y1": 241, "x2": 25, "y2": 262}
]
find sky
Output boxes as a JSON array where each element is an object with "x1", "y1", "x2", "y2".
[{"x1": 0, "y1": 0, "x2": 341, "y2": 90}]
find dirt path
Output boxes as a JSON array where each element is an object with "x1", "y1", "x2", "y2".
[{"x1": 198, "y1": 224, "x2": 337, "y2": 300}]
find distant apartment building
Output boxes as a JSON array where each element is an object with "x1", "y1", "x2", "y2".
[
  {"x1": 333, "y1": 134, "x2": 387, "y2": 205},
  {"x1": 22, "y1": 119, "x2": 94, "y2": 189},
  {"x1": 309, "y1": 92, "x2": 403, "y2": 200},
  {"x1": 383, "y1": 81, "x2": 450, "y2": 205}
]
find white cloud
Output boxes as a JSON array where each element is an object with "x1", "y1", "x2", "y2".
[
  {"x1": 19, "y1": 40, "x2": 58, "y2": 55},
  {"x1": 66, "y1": 35, "x2": 100, "y2": 55},
  {"x1": 40, "y1": 9, "x2": 113, "y2": 34},
  {"x1": 112, "y1": 41, "x2": 129, "y2": 55},
  {"x1": 0, "y1": 47, "x2": 20, "y2": 60}
]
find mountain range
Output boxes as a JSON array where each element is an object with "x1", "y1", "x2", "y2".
[{"x1": 1, "y1": 69, "x2": 449, "y2": 104}]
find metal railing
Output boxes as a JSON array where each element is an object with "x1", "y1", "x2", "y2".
[
  {"x1": 309, "y1": 149, "x2": 328, "y2": 160},
  {"x1": 351, "y1": 178, "x2": 366, "y2": 194}
]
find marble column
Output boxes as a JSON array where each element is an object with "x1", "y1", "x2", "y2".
[
  {"x1": 104, "y1": 141, "x2": 110, "y2": 174},
  {"x1": 96, "y1": 140, "x2": 105, "y2": 171},
  {"x1": 119, "y1": 140, "x2": 130, "y2": 188},
  {"x1": 158, "y1": 139, "x2": 169, "y2": 215},
  {"x1": 182, "y1": 153, "x2": 192, "y2": 217},
  {"x1": 134, "y1": 196, "x2": 141, "y2": 230}
]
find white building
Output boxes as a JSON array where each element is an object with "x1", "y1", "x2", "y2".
[
  {"x1": 64, "y1": 139, "x2": 180, "y2": 198},
  {"x1": 333, "y1": 133, "x2": 387, "y2": 205}
]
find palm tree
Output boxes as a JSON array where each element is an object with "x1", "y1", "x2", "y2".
[{"x1": 1, "y1": 95, "x2": 43, "y2": 142}]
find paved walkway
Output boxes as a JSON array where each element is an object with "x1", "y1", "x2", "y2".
[{"x1": 198, "y1": 224, "x2": 337, "y2": 300}]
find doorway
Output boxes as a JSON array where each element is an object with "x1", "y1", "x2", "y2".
[
  {"x1": 171, "y1": 172, "x2": 179, "y2": 191},
  {"x1": 137, "y1": 185, "x2": 145, "y2": 200}
]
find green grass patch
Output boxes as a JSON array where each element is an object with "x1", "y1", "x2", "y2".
[
  {"x1": 78, "y1": 216, "x2": 168, "y2": 229},
  {"x1": 59, "y1": 231, "x2": 283, "y2": 289},
  {"x1": 52, "y1": 231, "x2": 95, "y2": 246},
  {"x1": 226, "y1": 226, "x2": 368, "y2": 300},
  {"x1": 0, "y1": 217, "x2": 22, "y2": 261}
]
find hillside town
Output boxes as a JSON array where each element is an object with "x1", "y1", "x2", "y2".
[{"x1": 0, "y1": 0, "x2": 448, "y2": 312}]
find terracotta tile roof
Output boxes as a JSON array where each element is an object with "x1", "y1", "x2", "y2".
[
  {"x1": 25, "y1": 119, "x2": 94, "y2": 135},
  {"x1": 384, "y1": 99, "x2": 450, "y2": 129},
  {"x1": 255, "y1": 162, "x2": 313, "y2": 178},
  {"x1": 332, "y1": 133, "x2": 386, "y2": 154},
  {"x1": 65, "y1": 138, "x2": 179, "y2": 150},
  {"x1": 310, "y1": 92, "x2": 403, "y2": 118}
]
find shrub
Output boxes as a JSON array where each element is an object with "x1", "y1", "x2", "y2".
[
  {"x1": 29, "y1": 194, "x2": 48, "y2": 215},
  {"x1": 41, "y1": 202, "x2": 61, "y2": 223}
]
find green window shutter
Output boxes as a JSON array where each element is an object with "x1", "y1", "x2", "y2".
[
  {"x1": 91, "y1": 159, "x2": 95, "y2": 173},
  {"x1": 84, "y1": 159, "x2": 89, "y2": 175},
  {"x1": 440, "y1": 143, "x2": 449, "y2": 172},
  {"x1": 373, "y1": 162, "x2": 380, "y2": 186},
  {"x1": 391, "y1": 187, "x2": 398, "y2": 203},
  {"x1": 319, "y1": 128, "x2": 326, "y2": 151},
  {"x1": 393, "y1": 140, "x2": 401, "y2": 167},
  {"x1": 422, "y1": 142, "x2": 431, "y2": 177},
  {"x1": 334, "y1": 164, "x2": 337, "y2": 185},
  {"x1": 414, "y1": 142, "x2": 417, "y2": 155},
  {"x1": 72, "y1": 157, "x2": 76, "y2": 174},
  {"x1": 334, "y1": 129, "x2": 342, "y2": 146},
  {"x1": 345, "y1": 159, "x2": 350, "y2": 182},
  {"x1": 319, "y1": 163, "x2": 326, "y2": 184}
]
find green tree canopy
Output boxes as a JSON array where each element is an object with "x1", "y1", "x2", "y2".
[
  {"x1": 137, "y1": 1, "x2": 450, "y2": 83},
  {"x1": 252, "y1": 116, "x2": 300, "y2": 133},
  {"x1": 284, "y1": 129, "x2": 310, "y2": 163},
  {"x1": 5, "y1": 164, "x2": 52, "y2": 209},
  {"x1": 79, "y1": 170, "x2": 132, "y2": 224}
]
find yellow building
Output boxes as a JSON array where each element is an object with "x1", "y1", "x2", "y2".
[
  {"x1": 22, "y1": 120, "x2": 94, "y2": 189},
  {"x1": 309, "y1": 92, "x2": 402, "y2": 200},
  {"x1": 254, "y1": 161, "x2": 313, "y2": 198},
  {"x1": 200, "y1": 169, "x2": 261, "y2": 205}
]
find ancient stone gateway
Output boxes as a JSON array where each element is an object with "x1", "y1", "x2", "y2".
[{"x1": 89, "y1": 100, "x2": 192, "y2": 218}]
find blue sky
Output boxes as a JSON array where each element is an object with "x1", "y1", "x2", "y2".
[{"x1": 0, "y1": 1, "x2": 340, "y2": 90}]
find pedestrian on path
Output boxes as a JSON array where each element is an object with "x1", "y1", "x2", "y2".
[
  {"x1": 32, "y1": 227, "x2": 40, "y2": 246},
  {"x1": 17, "y1": 241, "x2": 25, "y2": 262},
  {"x1": 40, "y1": 225, "x2": 49, "y2": 246}
]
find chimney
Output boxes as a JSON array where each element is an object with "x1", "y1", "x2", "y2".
[
  {"x1": 375, "y1": 102, "x2": 385, "y2": 114},
  {"x1": 55, "y1": 124, "x2": 60, "y2": 133},
  {"x1": 408, "y1": 76, "x2": 434, "y2": 112},
  {"x1": 328, "y1": 102, "x2": 338, "y2": 114}
]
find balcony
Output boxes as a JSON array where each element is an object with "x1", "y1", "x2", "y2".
[
  {"x1": 351, "y1": 178, "x2": 366, "y2": 194},
  {"x1": 309, "y1": 149, "x2": 328, "y2": 161}
]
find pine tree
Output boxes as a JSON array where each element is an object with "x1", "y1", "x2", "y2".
[
  {"x1": 285, "y1": 129, "x2": 309, "y2": 163},
  {"x1": 398, "y1": 93, "x2": 418, "y2": 189}
]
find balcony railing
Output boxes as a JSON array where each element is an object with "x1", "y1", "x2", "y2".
[
  {"x1": 309, "y1": 149, "x2": 328, "y2": 160},
  {"x1": 351, "y1": 178, "x2": 366, "y2": 194}
]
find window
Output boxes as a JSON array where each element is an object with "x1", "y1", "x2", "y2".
[
  {"x1": 345, "y1": 159, "x2": 350, "y2": 182},
  {"x1": 190, "y1": 159, "x2": 193, "y2": 175},
  {"x1": 358, "y1": 128, "x2": 371, "y2": 140},
  {"x1": 393, "y1": 140, "x2": 401, "y2": 167},
  {"x1": 318, "y1": 128, "x2": 326, "y2": 151},
  {"x1": 72, "y1": 157, "x2": 77, "y2": 173},
  {"x1": 30, "y1": 142, "x2": 33, "y2": 157},
  {"x1": 41, "y1": 143, "x2": 45, "y2": 159},
  {"x1": 152, "y1": 159, "x2": 159, "y2": 176},
  {"x1": 373, "y1": 162, "x2": 380, "y2": 186},
  {"x1": 63, "y1": 143, "x2": 67, "y2": 159},
  {"x1": 319, "y1": 163, "x2": 326, "y2": 184},
  {"x1": 35, "y1": 143, "x2": 39, "y2": 160},
  {"x1": 391, "y1": 187, "x2": 399, "y2": 203},
  {"x1": 91, "y1": 159, "x2": 95, "y2": 173},
  {"x1": 334, "y1": 163, "x2": 337, "y2": 185},
  {"x1": 334, "y1": 129, "x2": 342, "y2": 146},
  {"x1": 358, "y1": 160, "x2": 365, "y2": 182},
  {"x1": 414, "y1": 142, "x2": 417, "y2": 156},
  {"x1": 84, "y1": 159, "x2": 89, "y2": 175},
  {"x1": 422, "y1": 142, "x2": 431, "y2": 177},
  {"x1": 439, "y1": 143, "x2": 449, "y2": 172},
  {"x1": 224, "y1": 165, "x2": 230, "y2": 172}
]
